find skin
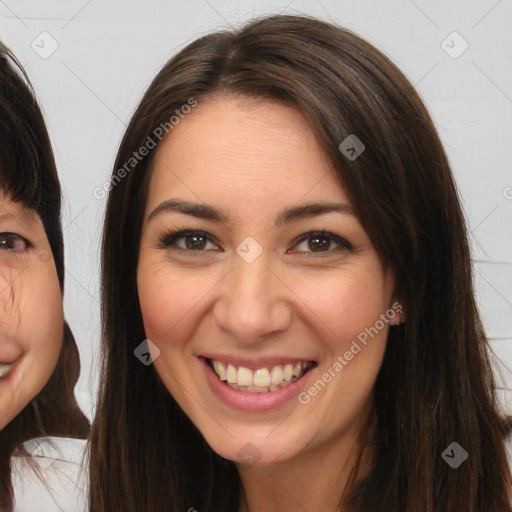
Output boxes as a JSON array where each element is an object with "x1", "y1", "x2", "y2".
[
  {"x1": 0, "y1": 193, "x2": 63, "y2": 429},
  {"x1": 137, "y1": 96, "x2": 404, "y2": 511}
]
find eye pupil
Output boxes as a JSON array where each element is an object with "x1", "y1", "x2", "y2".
[
  {"x1": 309, "y1": 234, "x2": 330, "y2": 252},
  {"x1": 185, "y1": 234, "x2": 207, "y2": 250},
  {"x1": 0, "y1": 234, "x2": 20, "y2": 250}
]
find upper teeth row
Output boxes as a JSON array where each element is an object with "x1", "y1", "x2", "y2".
[
  {"x1": 0, "y1": 363, "x2": 15, "y2": 379},
  {"x1": 211, "y1": 360, "x2": 312, "y2": 387}
]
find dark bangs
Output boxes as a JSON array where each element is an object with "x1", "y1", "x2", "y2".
[{"x1": 0, "y1": 43, "x2": 63, "y2": 287}]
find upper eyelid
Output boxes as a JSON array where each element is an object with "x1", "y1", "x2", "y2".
[
  {"x1": 0, "y1": 229, "x2": 33, "y2": 242},
  {"x1": 160, "y1": 230, "x2": 219, "y2": 249},
  {"x1": 0, "y1": 232, "x2": 27, "y2": 239}
]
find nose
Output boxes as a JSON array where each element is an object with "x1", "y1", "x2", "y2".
[{"x1": 213, "y1": 254, "x2": 292, "y2": 345}]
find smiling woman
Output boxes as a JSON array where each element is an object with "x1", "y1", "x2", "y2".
[
  {"x1": 0, "y1": 42, "x2": 90, "y2": 511},
  {"x1": 89, "y1": 13, "x2": 512, "y2": 512}
]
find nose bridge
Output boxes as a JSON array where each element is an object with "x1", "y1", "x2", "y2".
[{"x1": 213, "y1": 246, "x2": 291, "y2": 343}]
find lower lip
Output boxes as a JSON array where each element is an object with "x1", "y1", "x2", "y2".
[{"x1": 199, "y1": 357, "x2": 315, "y2": 412}]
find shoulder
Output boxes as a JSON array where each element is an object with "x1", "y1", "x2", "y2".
[{"x1": 10, "y1": 436, "x2": 88, "y2": 512}]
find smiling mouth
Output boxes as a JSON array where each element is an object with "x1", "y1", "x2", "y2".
[{"x1": 206, "y1": 358, "x2": 316, "y2": 393}]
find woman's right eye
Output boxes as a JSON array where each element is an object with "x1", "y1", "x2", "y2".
[
  {"x1": 0, "y1": 232, "x2": 29, "y2": 253},
  {"x1": 159, "y1": 229, "x2": 219, "y2": 254}
]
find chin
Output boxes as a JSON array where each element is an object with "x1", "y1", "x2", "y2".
[{"x1": 200, "y1": 425, "x2": 304, "y2": 468}]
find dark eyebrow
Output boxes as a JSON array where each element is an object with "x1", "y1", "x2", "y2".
[{"x1": 148, "y1": 198, "x2": 355, "y2": 226}]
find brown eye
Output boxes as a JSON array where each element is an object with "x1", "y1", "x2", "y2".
[
  {"x1": 159, "y1": 230, "x2": 219, "y2": 253},
  {"x1": 0, "y1": 232, "x2": 29, "y2": 253},
  {"x1": 290, "y1": 231, "x2": 353, "y2": 257}
]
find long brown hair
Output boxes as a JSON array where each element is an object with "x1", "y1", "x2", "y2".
[
  {"x1": 90, "y1": 14, "x2": 512, "y2": 511},
  {"x1": 0, "y1": 42, "x2": 90, "y2": 511}
]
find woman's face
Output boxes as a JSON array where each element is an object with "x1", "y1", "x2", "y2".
[
  {"x1": 0, "y1": 193, "x2": 63, "y2": 429},
  {"x1": 137, "y1": 97, "x2": 402, "y2": 466}
]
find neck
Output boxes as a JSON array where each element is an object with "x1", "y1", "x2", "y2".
[{"x1": 237, "y1": 409, "x2": 375, "y2": 512}]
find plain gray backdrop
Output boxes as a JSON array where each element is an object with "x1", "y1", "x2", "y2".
[{"x1": 1, "y1": 0, "x2": 511, "y2": 421}]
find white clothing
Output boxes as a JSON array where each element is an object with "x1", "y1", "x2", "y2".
[{"x1": 10, "y1": 436, "x2": 88, "y2": 512}]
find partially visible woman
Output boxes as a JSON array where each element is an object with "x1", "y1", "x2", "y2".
[{"x1": 0, "y1": 42, "x2": 90, "y2": 511}]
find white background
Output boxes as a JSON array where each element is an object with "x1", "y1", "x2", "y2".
[{"x1": 0, "y1": 0, "x2": 511, "y2": 422}]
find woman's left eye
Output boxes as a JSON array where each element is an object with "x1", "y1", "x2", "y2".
[
  {"x1": 0, "y1": 232, "x2": 29, "y2": 253},
  {"x1": 158, "y1": 229, "x2": 352, "y2": 257},
  {"x1": 290, "y1": 231, "x2": 353, "y2": 257}
]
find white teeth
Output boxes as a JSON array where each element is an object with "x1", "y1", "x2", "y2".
[
  {"x1": 226, "y1": 363, "x2": 237, "y2": 384},
  {"x1": 0, "y1": 363, "x2": 15, "y2": 379},
  {"x1": 247, "y1": 385, "x2": 267, "y2": 393},
  {"x1": 237, "y1": 367, "x2": 253, "y2": 387},
  {"x1": 270, "y1": 365, "x2": 283, "y2": 385},
  {"x1": 209, "y1": 359, "x2": 313, "y2": 393},
  {"x1": 253, "y1": 368, "x2": 270, "y2": 387},
  {"x1": 216, "y1": 361, "x2": 226, "y2": 381},
  {"x1": 213, "y1": 360, "x2": 227, "y2": 381}
]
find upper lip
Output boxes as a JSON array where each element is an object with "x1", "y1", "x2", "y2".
[
  {"x1": 200, "y1": 354, "x2": 317, "y2": 371},
  {"x1": 0, "y1": 354, "x2": 23, "y2": 366},
  {"x1": 0, "y1": 353, "x2": 23, "y2": 366},
  {"x1": 0, "y1": 331, "x2": 24, "y2": 364}
]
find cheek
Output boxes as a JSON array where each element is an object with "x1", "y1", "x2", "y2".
[
  {"x1": 137, "y1": 258, "x2": 206, "y2": 347},
  {"x1": 21, "y1": 263, "x2": 64, "y2": 369},
  {"x1": 0, "y1": 262, "x2": 63, "y2": 428},
  {"x1": 298, "y1": 269, "x2": 392, "y2": 417},
  {"x1": 0, "y1": 263, "x2": 62, "y2": 335},
  {"x1": 291, "y1": 263, "x2": 392, "y2": 420},
  {"x1": 295, "y1": 266, "x2": 391, "y2": 351},
  {"x1": 137, "y1": 259, "x2": 210, "y2": 400}
]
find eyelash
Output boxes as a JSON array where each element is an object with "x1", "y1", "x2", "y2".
[
  {"x1": 0, "y1": 232, "x2": 30, "y2": 253},
  {"x1": 157, "y1": 225, "x2": 353, "y2": 259}
]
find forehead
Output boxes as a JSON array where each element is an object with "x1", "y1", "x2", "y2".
[{"x1": 147, "y1": 96, "x2": 349, "y2": 212}]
